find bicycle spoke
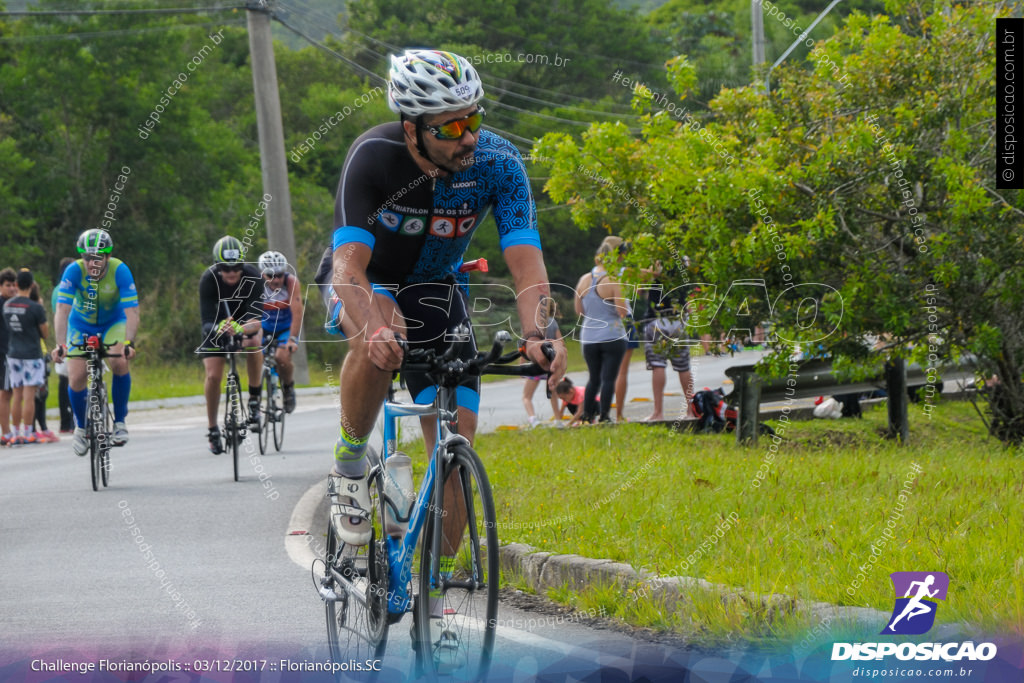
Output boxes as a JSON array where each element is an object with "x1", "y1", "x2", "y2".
[
  {"x1": 416, "y1": 445, "x2": 497, "y2": 682},
  {"x1": 324, "y1": 469, "x2": 389, "y2": 671}
]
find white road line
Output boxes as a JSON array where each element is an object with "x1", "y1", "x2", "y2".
[{"x1": 286, "y1": 478, "x2": 328, "y2": 570}]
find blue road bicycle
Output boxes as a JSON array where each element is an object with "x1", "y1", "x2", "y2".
[{"x1": 316, "y1": 327, "x2": 550, "y2": 681}]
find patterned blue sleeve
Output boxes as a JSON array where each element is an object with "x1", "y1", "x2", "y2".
[{"x1": 485, "y1": 134, "x2": 541, "y2": 251}]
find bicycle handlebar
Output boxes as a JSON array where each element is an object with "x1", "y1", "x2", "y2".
[
  {"x1": 67, "y1": 338, "x2": 123, "y2": 358},
  {"x1": 397, "y1": 328, "x2": 554, "y2": 383}
]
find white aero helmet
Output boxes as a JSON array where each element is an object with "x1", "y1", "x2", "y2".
[
  {"x1": 387, "y1": 49, "x2": 484, "y2": 117},
  {"x1": 258, "y1": 250, "x2": 288, "y2": 275}
]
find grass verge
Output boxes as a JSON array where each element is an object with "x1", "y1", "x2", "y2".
[{"x1": 472, "y1": 399, "x2": 1023, "y2": 645}]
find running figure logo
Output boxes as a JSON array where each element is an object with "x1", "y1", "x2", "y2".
[{"x1": 882, "y1": 571, "x2": 949, "y2": 635}]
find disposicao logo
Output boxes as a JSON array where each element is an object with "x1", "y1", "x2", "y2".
[
  {"x1": 882, "y1": 571, "x2": 948, "y2": 635},
  {"x1": 831, "y1": 571, "x2": 998, "y2": 662}
]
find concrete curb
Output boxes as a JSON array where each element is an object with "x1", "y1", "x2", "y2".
[{"x1": 498, "y1": 541, "x2": 893, "y2": 632}]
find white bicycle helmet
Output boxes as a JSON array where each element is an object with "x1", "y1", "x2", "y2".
[
  {"x1": 387, "y1": 49, "x2": 484, "y2": 117},
  {"x1": 258, "y1": 250, "x2": 288, "y2": 275}
]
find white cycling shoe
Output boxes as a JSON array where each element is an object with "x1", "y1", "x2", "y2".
[
  {"x1": 412, "y1": 612, "x2": 467, "y2": 675},
  {"x1": 72, "y1": 428, "x2": 88, "y2": 456},
  {"x1": 431, "y1": 614, "x2": 467, "y2": 674},
  {"x1": 328, "y1": 472, "x2": 372, "y2": 546},
  {"x1": 111, "y1": 422, "x2": 129, "y2": 446}
]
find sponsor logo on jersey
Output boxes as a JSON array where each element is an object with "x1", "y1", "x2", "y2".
[
  {"x1": 457, "y1": 215, "x2": 477, "y2": 236},
  {"x1": 450, "y1": 181, "x2": 477, "y2": 189},
  {"x1": 430, "y1": 217, "x2": 456, "y2": 238},
  {"x1": 379, "y1": 210, "x2": 402, "y2": 231},
  {"x1": 400, "y1": 216, "x2": 426, "y2": 236}
]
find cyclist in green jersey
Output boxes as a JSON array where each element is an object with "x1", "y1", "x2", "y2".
[{"x1": 51, "y1": 229, "x2": 139, "y2": 456}]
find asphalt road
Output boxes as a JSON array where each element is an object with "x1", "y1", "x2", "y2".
[{"x1": 0, "y1": 352, "x2": 763, "y2": 681}]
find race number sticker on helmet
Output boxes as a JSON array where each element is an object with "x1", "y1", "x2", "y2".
[{"x1": 452, "y1": 83, "x2": 474, "y2": 100}]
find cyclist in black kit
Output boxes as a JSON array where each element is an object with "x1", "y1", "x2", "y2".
[
  {"x1": 198, "y1": 236, "x2": 264, "y2": 454},
  {"x1": 316, "y1": 48, "x2": 567, "y2": 665}
]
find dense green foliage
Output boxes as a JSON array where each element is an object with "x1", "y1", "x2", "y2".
[
  {"x1": 537, "y1": 0, "x2": 1023, "y2": 441},
  {"x1": 3, "y1": 0, "x2": 989, "y2": 420}
]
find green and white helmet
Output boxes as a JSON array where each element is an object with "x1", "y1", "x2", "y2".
[
  {"x1": 76, "y1": 229, "x2": 113, "y2": 255},
  {"x1": 213, "y1": 235, "x2": 244, "y2": 264}
]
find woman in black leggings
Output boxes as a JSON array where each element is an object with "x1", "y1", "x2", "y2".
[{"x1": 574, "y1": 237, "x2": 628, "y2": 423}]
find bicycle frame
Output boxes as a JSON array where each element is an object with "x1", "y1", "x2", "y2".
[{"x1": 376, "y1": 383, "x2": 466, "y2": 618}]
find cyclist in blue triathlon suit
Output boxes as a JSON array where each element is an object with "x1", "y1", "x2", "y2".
[
  {"x1": 51, "y1": 229, "x2": 139, "y2": 456},
  {"x1": 257, "y1": 251, "x2": 303, "y2": 413},
  {"x1": 315, "y1": 48, "x2": 567, "y2": 662}
]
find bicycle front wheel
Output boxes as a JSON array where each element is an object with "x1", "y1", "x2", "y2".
[
  {"x1": 415, "y1": 443, "x2": 498, "y2": 681},
  {"x1": 88, "y1": 379, "x2": 105, "y2": 492},
  {"x1": 259, "y1": 369, "x2": 271, "y2": 455},
  {"x1": 325, "y1": 468, "x2": 390, "y2": 669},
  {"x1": 225, "y1": 371, "x2": 242, "y2": 482},
  {"x1": 100, "y1": 386, "x2": 112, "y2": 488},
  {"x1": 271, "y1": 373, "x2": 285, "y2": 451}
]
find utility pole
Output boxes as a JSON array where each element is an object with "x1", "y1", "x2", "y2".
[
  {"x1": 752, "y1": 0, "x2": 766, "y2": 73},
  {"x1": 246, "y1": 0, "x2": 309, "y2": 384}
]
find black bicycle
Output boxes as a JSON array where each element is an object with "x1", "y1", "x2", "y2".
[
  {"x1": 221, "y1": 333, "x2": 248, "y2": 482},
  {"x1": 258, "y1": 345, "x2": 285, "y2": 454},
  {"x1": 73, "y1": 337, "x2": 120, "y2": 491}
]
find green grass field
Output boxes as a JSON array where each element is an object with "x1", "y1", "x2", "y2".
[{"x1": 470, "y1": 400, "x2": 1023, "y2": 644}]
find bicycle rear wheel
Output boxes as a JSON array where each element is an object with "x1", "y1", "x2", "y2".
[
  {"x1": 259, "y1": 368, "x2": 271, "y2": 455},
  {"x1": 325, "y1": 467, "x2": 390, "y2": 669},
  {"x1": 415, "y1": 443, "x2": 498, "y2": 681},
  {"x1": 271, "y1": 372, "x2": 285, "y2": 451}
]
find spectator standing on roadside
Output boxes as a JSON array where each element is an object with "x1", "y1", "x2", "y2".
[
  {"x1": 52, "y1": 257, "x2": 75, "y2": 433},
  {"x1": 522, "y1": 297, "x2": 562, "y2": 426},
  {"x1": 29, "y1": 283, "x2": 58, "y2": 442},
  {"x1": 2, "y1": 269, "x2": 49, "y2": 444},
  {"x1": 0, "y1": 268, "x2": 16, "y2": 446},
  {"x1": 28, "y1": 282, "x2": 58, "y2": 442},
  {"x1": 643, "y1": 274, "x2": 694, "y2": 422},
  {"x1": 574, "y1": 236, "x2": 628, "y2": 424}
]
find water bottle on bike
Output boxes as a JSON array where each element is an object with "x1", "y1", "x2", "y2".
[{"x1": 382, "y1": 452, "x2": 414, "y2": 538}]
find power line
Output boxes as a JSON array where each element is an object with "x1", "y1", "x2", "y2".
[
  {"x1": 284, "y1": 9, "x2": 642, "y2": 119},
  {"x1": 0, "y1": 20, "x2": 245, "y2": 43},
  {"x1": 270, "y1": 11, "x2": 385, "y2": 86},
  {"x1": 317, "y1": 28, "x2": 628, "y2": 132},
  {"x1": 0, "y1": 5, "x2": 244, "y2": 17}
]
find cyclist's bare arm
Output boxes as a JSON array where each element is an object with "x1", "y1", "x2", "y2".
[
  {"x1": 286, "y1": 273, "x2": 304, "y2": 348},
  {"x1": 504, "y1": 244, "x2": 567, "y2": 390},
  {"x1": 123, "y1": 307, "x2": 140, "y2": 358},
  {"x1": 331, "y1": 241, "x2": 403, "y2": 370},
  {"x1": 52, "y1": 302, "x2": 71, "y2": 361}
]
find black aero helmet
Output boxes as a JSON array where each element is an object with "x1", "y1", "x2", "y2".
[
  {"x1": 77, "y1": 229, "x2": 113, "y2": 255},
  {"x1": 213, "y1": 236, "x2": 244, "y2": 264}
]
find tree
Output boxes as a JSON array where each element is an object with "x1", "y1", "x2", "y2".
[{"x1": 536, "y1": 0, "x2": 1024, "y2": 442}]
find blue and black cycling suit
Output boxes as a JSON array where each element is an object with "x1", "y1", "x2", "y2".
[{"x1": 315, "y1": 122, "x2": 541, "y2": 412}]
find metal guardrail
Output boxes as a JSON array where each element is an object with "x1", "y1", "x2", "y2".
[{"x1": 724, "y1": 357, "x2": 977, "y2": 445}]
